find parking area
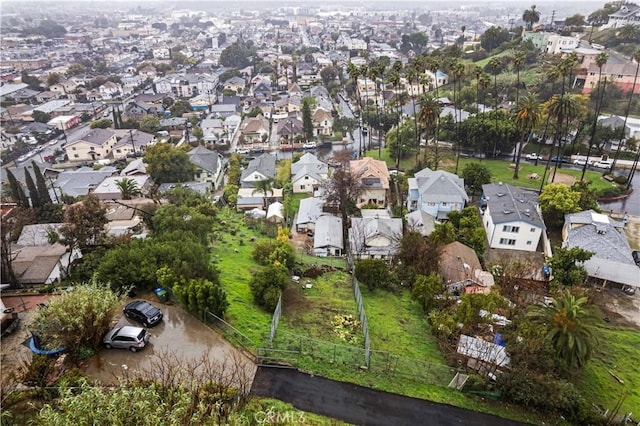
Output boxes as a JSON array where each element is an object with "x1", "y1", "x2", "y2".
[{"x1": 83, "y1": 301, "x2": 257, "y2": 384}]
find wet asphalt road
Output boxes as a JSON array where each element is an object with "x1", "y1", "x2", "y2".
[
  {"x1": 251, "y1": 367, "x2": 528, "y2": 426},
  {"x1": 84, "y1": 302, "x2": 256, "y2": 384}
]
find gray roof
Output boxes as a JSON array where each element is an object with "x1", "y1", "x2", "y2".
[
  {"x1": 17, "y1": 223, "x2": 64, "y2": 246},
  {"x1": 314, "y1": 215, "x2": 343, "y2": 250},
  {"x1": 188, "y1": 145, "x2": 221, "y2": 174},
  {"x1": 482, "y1": 183, "x2": 545, "y2": 229},
  {"x1": 54, "y1": 167, "x2": 116, "y2": 198},
  {"x1": 296, "y1": 197, "x2": 325, "y2": 226},
  {"x1": 240, "y1": 154, "x2": 276, "y2": 184},
  {"x1": 291, "y1": 153, "x2": 327, "y2": 175},
  {"x1": 69, "y1": 128, "x2": 115, "y2": 147},
  {"x1": 120, "y1": 158, "x2": 147, "y2": 176},
  {"x1": 405, "y1": 210, "x2": 436, "y2": 236},
  {"x1": 564, "y1": 210, "x2": 634, "y2": 266},
  {"x1": 158, "y1": 182, "x2": 211, "y2": 196},
  {"x1": 113, "y1": 129, "x2": 154, "y2": 150},
  {"x1": 160, "y1": 117, "x2": 188, "y2": 127},
  {"x1": 410, "y1": 167, "x2": 469, "y2": 204},
  {"x1": 349, "y1": 216, "x2": 403, "y2": 256}
]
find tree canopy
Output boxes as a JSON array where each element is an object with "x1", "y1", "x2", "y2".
[{"x1": 143, "y1": 143, "x2": 196, "y2": 184}]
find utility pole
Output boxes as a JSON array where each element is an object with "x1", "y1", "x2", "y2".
[
  {"x1": 550, "y1": 10, "x2": 556, "y2": 31},
  {"x1": 129, "y1": 128, "x2": 136, "y2": 155}
]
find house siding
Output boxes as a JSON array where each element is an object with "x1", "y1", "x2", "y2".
[{"x1": 483, "y1": 208, "x2": 542, "y2": 252}]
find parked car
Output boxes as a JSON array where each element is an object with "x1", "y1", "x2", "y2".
[
  {"x1": 550, "y1": 156, "x2": 569, "y2": 163},
  {"x1": 303, "y1": 142, "x2": 317, "y2": 149},
  {"x1": 123, "y1": 300, "x2": 163, "y2": 327},
  {"x1": 573, "y1": 159, "x2": 588, "y2": 166},
  {"x1": 103, "y1": 326, "x2": 150, "y2": 352},
  {"x1": 525, "y1": 153, "x2": 541, "y2": 160},
  {"x1": 236, "y1": 147, "x2": 250, "y2": 154},
  {"x1": 594, "y1": 160, "x2": 613, "y2": 169}
]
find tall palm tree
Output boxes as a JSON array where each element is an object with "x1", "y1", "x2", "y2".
[
  {"x1": 418, "y1": 95, "x2": 442, "y2": 170},
  {"x1": 451, "y1": 60, "x2": 466, "y2": 172},
  {"x1": 489, "y1": 57, "x2": 502, "y2": 157},
  {"x1": 406, "y1": 62, "x2": 421, "y2": 150},
  {"x1": 513, "y1": 95, "x2": 541, "y2": 179},
  {"x1": 522, "y1": 5, "x2": 541, "y2": 31},
  {"x1": 546, "y1": 93, "x2": 587, "y2": 183},
  {"x1": 611, "y1": 49, "x2": 640, "y2": 174},
  {"x1": 529, "y1": 290, "x2": 598, "y2": 369},
  {"x1": 513, "y1": 51, "x2": 526, "y2": 108},
  {"x1": 582, "y1": 52, "x2": 609, "y2": 180},
  {"x1": 116, "y1": 177, "x2": 141, "y2": 200},
  {"x1": 252, "y1": 178, "x2": 274, "y2": 210},
  {"x1": 426, "y1": 55, "x2": 440, "y2": 97},
  {"x1": 360, "y1": 63, "x2": 370, "y2": 156},
  {"x1": 369, "y1": 60, "x2": 386, "y2": 154}
]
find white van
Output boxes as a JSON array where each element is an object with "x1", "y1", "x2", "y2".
[{"x1": 594, "y1": 160, "x2": 613, "y2": 169}]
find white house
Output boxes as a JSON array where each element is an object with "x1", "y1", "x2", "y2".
[
  {"x1": 314, "y1": 215, "x2": 344, "y2": 257},
  {"x1": 291, "y1": 153, "x2": 328, "y2": 194},
  {"x1": 296, "y1": 197, "x2": 325, "y2": 232},
  {"x1": 407, "y1": 167, "x2": 469, "y2": 220},
  {"x1": 481, "y1": 183, "x2": 546, "y2": 252},
  {"x1": 349, "y1": 215, "x2": 403, "y2": 260}
]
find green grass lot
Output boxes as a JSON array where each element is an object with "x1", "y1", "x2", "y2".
[
  {"x1": 449, "y1": 158, "x2": 614, "y2": 192},
  {"x1": 277, "y1": 271, "x2": 361, "y2": 346},
  {"x1": 580, "y1": 325, "x2": 640, "y2": 415},
  {"x1": 211, "y1": 208, "x2": 271, "y2": 344},
  {"x1": 361, "y1": 287, "x2": 444, "y2": 363}
]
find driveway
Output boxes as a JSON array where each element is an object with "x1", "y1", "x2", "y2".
[
  {"x1": 251, "y1": 367, "x2": 527, "y2": 426},
  {"x1": 84, "y1": 302, "x2": 256, "y2": 385}
]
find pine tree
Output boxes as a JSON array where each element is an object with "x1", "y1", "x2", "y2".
[
  {"x1": 31, "y1": 161, "x2": 52, "y2": 205},
  {"x1": 6, "y1": 169, "x2": 29, "y2": 207},
  {"x1": 24, "y1": 170, "x2": 40, "y2": 209},
  {"x1": 302, "y1": 100, "x2": 314, "y2": 142}
]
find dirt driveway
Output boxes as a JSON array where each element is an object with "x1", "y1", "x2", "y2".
[{"x1": 84, "y1": 302, "x2": 256, "y2": 385}]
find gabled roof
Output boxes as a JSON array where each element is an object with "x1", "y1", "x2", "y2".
[
  {"x1": 292, "y1": 164, "x2": 326, "y2": 185},
  {"x1": 241, "y1": 154, "x2": 276, "y2": 182},
  {"x1": 482, "y1": 183, "x2": 545, "y2": 229},
  {"x1": 296, "y1": 197, "x2": 325, "y2": 225},
  {"x1": 224, "y1": 76, "x2": 246, "y2": 86},
  {"x1": 314, "y1": 215, "x2": 343, "y2": 250},
  {"x1": 188, "y1": 145, "x2": 222, "y2": 174},
  {"x1": 17, "y1": 223, "x2": 64, "y2": 246},
  {"x1": 242, "y1": 116, "x2": 269, "y2": 134},
  {"x1": 439, "y1": 241, "x2": 483, "y2": 286},
  {"x1": 350, "y1": 157, "x2": 390, "y2": 189},
  {"x1": 410, "y1": 167, "x2": 469, "y2": 203},
  {"x1": 66, "y1": 128, "x2": 115, "y2": 147},
  {"x1": 277, "y1": 117, "x2": 303, "y2": 136},
  {"x1": 291, "y1": 153, "x2": 328, "y2": 175},
  {"x1": 405, "y1": 210, "x2": 436, "y2": 236},
  {"x1": 54, "y1": 167, "x2": 117, "y2": 198},
  {"x1": 349, "y1": 216, "x2": 403, "y2": 254}
]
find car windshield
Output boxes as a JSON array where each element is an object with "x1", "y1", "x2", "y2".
[{"x1": 136, "y1": 329, "x2": 147, "y2": 340}]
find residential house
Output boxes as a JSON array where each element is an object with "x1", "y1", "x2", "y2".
[
  {"x1": 64, "y1": 128, "x2": 117, "y2": 162},
  {"x1": 209, "y1": 103, "x2": 240, "y2": 118},
  {"x1": 120, "y1": 158, "x2": 147, "y2": 176},
  {"x1": 295, "y1": 197, "x2": 325, "y2": 232},
  {"x1": 563, "y1": 210, "x2": 639, "y2": 291},
  {"x1": 124, "y1": 99, "x2": 164, "y2": 119},
  {"x1": 240, "y1": 154, "x2": 276, "y2": 188},
  {"x1": 201, "y1": 118, "x2": 228, "y2": 145},
  {"x1": 12, "y1": 223, "x2": 81, "y2": 285},
  {"x1": 439, "y1": 241, "x2": 494, "y2": 294},
  {"x1": 99, "y1": 81, "x2": 123, "y2": 100},
  {"x1": 277, "y1": 117, "x2": 304, "y2": 143},
  {"x1": 188, "y1": 146, "x2": 225, "y2": 190},
  {"x1": 48, "y1": 79, "x2": 78, "y2": 96},
  {"x1": 223, "y1": 76, "x2": 246, "y2": 94},
  {"x1": 158, "y1": 182, "x2": 212, "y2": 197},
  {"x1": 312, "y1": 109, "x2": 333, "y2": 136},
  {"x1": 457, "y1": 335, "x2": 510, "y2": 375},
  {"x1": 112, "y1": 129, "x2": 154, "y2": 159},
  {"x1": 405, "y1": 209, "x2": 437, "y2": 237},
  {"x1": 407, "y1": 167, "x2": 469, "y2": 220},
  {"x1": 253, "y1": 81, "x2": 272, "y2": 101},
  {"x1": 236, "y1": 187, "x2": 283, "y2": 211},
  {"x1": 424, "y1": 70, "x2": 448, "y2": 91},
  {"x1": 104, "y1": 200, "x2": 154, "y2": 237},
  {"x1": 138, "y1": 65, "x2": 157, "y2": 78},
  {"x1": 266, "y1": 201, "x2": 285, "y2": 224},
  {"x1": 349, "y1": 215, "x2": 403, "y2": 260},
  {"x1": 91, "y1": 175, "x2": 152, "y2": 200},
  {"x1": 604, "y1": 4, "x2": 640, "y2": 28},
  {"x1": 350, "y1": 157, "x2": 390, "y2": 208},
  {"x1": 291, "y1": 153, "x2": 328, "y2": 194},
  {"x1": 240, "y1": 115, "x2": 270, "y2": 144},
  {"x1": 314, "y1": 215, "x2": 344, "y2": 257},
  {"x1": 53, "y1": 166, "x2": 117, "y2": 199},
  {"x1": 481, "y1": 183, "x2": 546, "y2": 252},
  {"x1": 154, "y1": 74, "x2": 219, "y2": 98}
]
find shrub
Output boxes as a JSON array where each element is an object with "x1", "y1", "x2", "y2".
[
  {"x1": 249, "y1": 264, "x2": 288, "y2": 311},
  {"x1": 597, "y1": 185, "x2": 627, "y2": 198},
  {"x1": 20, "y1": 355, "x2": 55, "y2": 387},
  {"x1": 173, "y1": 278, "x2": 229, "y2": 317},
  {"x1": 355, "y1": 259, "x2": 390, "y2": 291},
  {"x1": 613, "y1": 175, "x2": 627, "y2": 185}
]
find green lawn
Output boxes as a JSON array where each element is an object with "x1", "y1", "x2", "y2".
[
  {"x1": 580, "y1": 325, "x2": 640, "y2": 415},
  {"x1": 212, "y1": 208, "x2": 272, "y2": 345},
  {"x1": 450, "y1": 158, "x2": 614, "y2": 192},
  {"x1": 362, "y1": 287, "x2": 444, "y2": 363}
]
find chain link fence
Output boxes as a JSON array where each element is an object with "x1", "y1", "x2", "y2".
[
  {"x1": 204, "y1": 311, "x2": 257, "y2": 359},
  {"x1": 268, "y1": 293, "x2": 282, "y2": 348},
  {"x1": 352, "y1": 276, "x2": 370, "y2": 366}
]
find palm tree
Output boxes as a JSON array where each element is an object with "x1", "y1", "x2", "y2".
[
  {"x1": 611, "y1": 49, "x2": 640, "y2": 175},
  {"x1": 369, "y1": 60, "x2": 386, "y2": 154},
  {"x1": 418, "y1": 95, "x2": 442, "y2": 170},
  {"x1": 426, "y1": 55, "x2": 440, "y2": 97},
  {"x1": 582, "y1": 52, "x2": 609, "y2": 180},
  {"x1": 522, "y1": 5, "x2": 541, "y2": 31},
  {"x1": 513, "y1": 95, "x2": 541, "y2": 179},
  {"x1": 513, "y1": 51, "x2": 526, "y2": 108},
  {"x1": 252, "y1": 178, "x2": 274, "y2": 210},
  {"x1": 406, "y1": 62, "x2": 421, "y2": 151},
  {"x1": 450, "y1": 60, "x2": 466, "y2": 172},
  {"x1": 546, "y1": 93, "x2": 587, "y2": 183},
  {"x1": 489, "y1": 57, "x2": 502, "y2": 157},
  {"x1": 116, "y1": 177, "x2": 141, "y2": 200},
  {"x1": 529, "y1": 290, "x2": 598, "y2": 369}
]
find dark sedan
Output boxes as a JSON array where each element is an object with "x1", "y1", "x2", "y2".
[{"x1": 123, "y1": 300, "x2": 163, "y2": 327}]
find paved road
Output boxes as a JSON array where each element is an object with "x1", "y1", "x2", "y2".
[{"x1": 251, "y1": 367, "x2": 528, "y2": 426}]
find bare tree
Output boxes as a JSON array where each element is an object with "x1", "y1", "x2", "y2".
[{"x1": 322, "y1": 164, "x2": 362, "y2": 253}]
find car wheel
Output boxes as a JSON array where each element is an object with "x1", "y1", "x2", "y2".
[
  {"x1": 104, "y1": 343, "x2": 112, "y2": 349},
  {"x1": 129, "y1": 346, "x2": 138, "y2": 352}
]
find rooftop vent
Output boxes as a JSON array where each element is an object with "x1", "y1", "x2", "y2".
[
  {"x1": 503, "y1": 209, "x2": 513, "y2": 214},
  {"x1": 497, "y1": 192, "x2": 506, "y2": 197}
]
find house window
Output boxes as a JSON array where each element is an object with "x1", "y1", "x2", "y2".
[
  {"x1": 74, "y1": 154, "x2": 79, "y2": 158},
  {"x1": 427, "y1": 202, "x2": 435, "y2": 206},
  {"x1": 116, "y1": 149, "x2": 121, "y2": 153},
  {"x1": 503, "y1": 225, "x2": 520, "y2": 233},
  {"x1": 72, "y1": 147, "x2": 76, "y2": 150},
  {"x1": 531, "y1": 227, "x2": 536, "y2": 232},
  {"x1": 305, "y1": 176, "x2": 309, "y2": 179},
  {"x1": 526, "y1": 241, "x2": 532, "y2": 245},
  {"x1": 499, "y1": 238, "x2": 516, "y2": 246},
  {"x1": 300, "y1": 185, "x2": 305, "y2": 190}
]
